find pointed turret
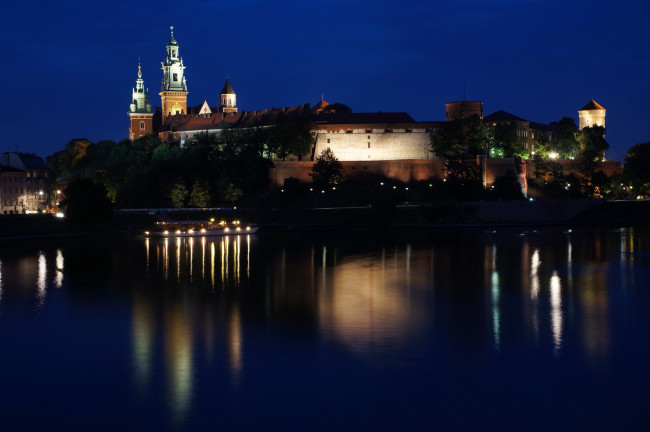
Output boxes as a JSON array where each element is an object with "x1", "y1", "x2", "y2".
[
  {"x1": 128, "y1": 61, "x2": 154, "y2": 140},
  {"x1": 160, "y1": 26, "x2": 189, "y2": 118},
  {"x1": 220, "y1": 78, "x2": 237, "y2": 113}
]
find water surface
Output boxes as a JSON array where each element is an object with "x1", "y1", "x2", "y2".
[{"x1": 1, "y1": 227, "x2": 650, "y2": 430}]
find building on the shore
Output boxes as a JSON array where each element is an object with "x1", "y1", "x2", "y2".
[
  {"x1": 0, "y1": 166, "x2": 26, "y2": 214},
  {"x1": 0, "y1": 152, "x2": 51, "y2": 213}
]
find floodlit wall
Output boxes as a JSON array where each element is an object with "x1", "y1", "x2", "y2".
[{"x1": 313, "y1": 131, "x2": 432, "y2": 161}]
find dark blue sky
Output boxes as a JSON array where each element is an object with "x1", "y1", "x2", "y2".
[{"x1": 5, "y1": 0, "x2": 649, "y2": 161}]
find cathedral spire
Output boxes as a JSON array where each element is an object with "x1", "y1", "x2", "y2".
[{"x1": 129, "y1": 60, "x2": 154, "y2": 140}]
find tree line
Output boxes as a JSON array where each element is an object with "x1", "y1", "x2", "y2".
[{"x1": 48, "y1": 112, "x2": 315, "y2": 209}]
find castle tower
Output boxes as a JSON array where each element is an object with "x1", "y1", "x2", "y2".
[
  {"x1": 128, "y1": 61, "x2": 154, "y2": 140},
  {"x1": 159, "y1": 26, "x2": 188, "y2": 118},
  {"x1": 219, "y1": 78, "x2": 237, "y2": 113},
  {"x1": 578, "y1": 100, "x2": 606, "y2": 131}
]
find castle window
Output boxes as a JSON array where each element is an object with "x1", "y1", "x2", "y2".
[
  {"x1": 173, "y1": 73, "x2": 178, "y2": 81},
  {"x1": 368, "y1": 142, "x2": 370, "y2": 148},
  {"x1": 140, "y1": 121, "x2": 145, "y2": 130},
  {"x1": 327, "y1": 139, "x2": 330, "y2": 143},
  {"x1": 368, "y1": 135, "x2": 371, "y2": 139}
]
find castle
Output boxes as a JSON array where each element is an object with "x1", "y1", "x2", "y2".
[{"x1": 128, "y1": 28, "x2": 610, "y2": 181}]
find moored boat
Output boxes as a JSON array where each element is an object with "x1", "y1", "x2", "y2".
[{"x1": 144, "y1": 219, "x2": 258, "y2": 237}]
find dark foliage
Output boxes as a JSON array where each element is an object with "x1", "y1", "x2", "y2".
[{"x1": 61, "y1": 178, "x2": 113, "y2": 225}]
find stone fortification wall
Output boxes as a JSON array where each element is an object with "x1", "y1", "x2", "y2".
[
  {"x1": 313, "y1": 131, "x2": 432, "y2": 161},
  {"x1": 270, "y1": 160, "x2": 447, "y2": 187},
  {"x1": 525, "y1": 159, "x2": 623, "y2": 180},
  {"x1": 482, "y1": 157, "x2": 527, "y2": 192}
]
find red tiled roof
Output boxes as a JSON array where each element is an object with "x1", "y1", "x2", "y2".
[
  {"x1": 579, "y1": 100, "x2": 605, "y2": 111},
  {"x1": 159, "y1": 104, "x2": 312, "y2": 132}
]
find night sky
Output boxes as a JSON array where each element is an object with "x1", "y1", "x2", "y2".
[{"x1": 5, "y1": 0, "x2": 649, "y2": 161}]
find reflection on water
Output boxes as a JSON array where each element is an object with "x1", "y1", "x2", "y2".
[
  {"x1": 550, "y1": 271, "x2": 563, "y2": 355},
  {"x1": 2, "y1": 227, "x2": 650, "y2": 428}
]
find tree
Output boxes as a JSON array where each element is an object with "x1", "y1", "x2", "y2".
[
  {"x1": 311, "y1": 148, "x2": 344, "y2": 188},
  {"x1": 430, "y1": 115, "x2": 487, "y2": 159},
  {"x1": 624, "y1": 142, "x2": 650, "y2": 194},
  {"x1": 189, "y1": 181, "x2": 211, "y2": 207},
  {"x1": 169, "y1": 183, "x2": 188, "y2": 208},
  {"x1": 491, "y1": 169, "x2": 525, "y2": 200},
  {"x1": 321, "y1": 103, "x2": 352, "y2": 115},
  {"x1": 492, "y1": 123, "x2": 528, "y2": 158},
  {"x1": 578, "y1": 125, "x2": 609, "y2": 196},
  {"x1": 550, "y1": 117, "x2": 580, "y2": 158},
  {"x1": 60, "y1": 178, "x2": 113, "y2": 225}
]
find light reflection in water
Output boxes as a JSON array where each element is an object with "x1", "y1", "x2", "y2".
[
  {"x1": 176, "y1": 238, "x2": 181, "y2": 282},
  {"x1": 211, "y1": 242, "x2": 215, "y2": 288},
  {"x1": 550, "y1": 271, "x2": 563, "y2": 355},
  {"x1": 530, "y1": 248, "x2": 541, "y2": 343},
  {"x1": 165, "y1": 303, "x2": 193, "y2": 425},
  {"x1": 317, "y1": 248, "x2": 424, "y2": 357},
  {"x1": 491, "y1": 245, "x2": 500, "y2": 351},
  {"x1": 132, "y1": 294, "x2": 153, "y2": 397},
  {"x1": 188, "y1": 237, "x2": 194, "y2": 281},
  {"x1": 36, "y1": 252, "x2": 46, "y2": 308},
  {"x1": 201, "y1": 237, "x2": 206, "y2": 281},
  {"x1": 164, "y1": 238, "x2": 169, "y2": 281},
  {"x1": 531, "y1": 249, "x2": 540, "y2": 299},
  {"x1": 54, "y1": 249, "x2": 64, "y2": 288},
  {"x1": 229, "y1": 305, "x2": 242, "y2": 384}
]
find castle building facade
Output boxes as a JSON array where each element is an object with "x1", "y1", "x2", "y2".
[{"x1": 128, "y1": 28, "x2": 606, "y2": 165}]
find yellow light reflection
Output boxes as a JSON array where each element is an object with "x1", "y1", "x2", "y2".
[
  {"x1": 164, "y1": 238, "x2": 169, "y2": 281},
  {"x1": 55, "y1": 249, "x2": 64, "y2": 288},
  {"x1": 145, "y1": 239, "x2": 150, "y2": 281},
  {"x1": 176, "y1": 238, "x2": 181, "y2": 282},
  {"x1": 317, "y1": 251, "x2": 423, "y2": 357},
  {"x1": 201, "y1": 237, "x2": 206, "y2": 281},
  {"x1": 211, "y1": 242, "x2": 216, "y2": 289},
  {"x1": 247, "y1": 235, "x2": 250, "y2": 279},
  {"x1": 189, "y1": 237, "x2": 194, "y2": 281},
  {"x1": 550, "y1": 271, "x2": 563, "y2": 355},
  {"x1": 132, "y1": 294, "x2": 154, "y2": 396},
  {"x1": 228, "y1": 306, "x2": 243, "y2": 385},
  {"x1": 165, "y1": 305, "x2": 193, "y2": 425}
]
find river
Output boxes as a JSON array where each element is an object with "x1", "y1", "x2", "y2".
[{"x1": 1, "y1": 227, "x2": 649, "y2": 430}]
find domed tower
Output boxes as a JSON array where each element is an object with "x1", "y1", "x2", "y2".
[
  {"x1": 578, "y1": 100, "x2": 606, "y2": 131},
  {"x1": 219, "y1": 78, "x2": 237, "y2": 113},
  {"x1": 159, "y1": 26, "x2": 188, "y2": 118},
  {"x1": 128, "y1": 61, "x2": 153, "y2": 140}
]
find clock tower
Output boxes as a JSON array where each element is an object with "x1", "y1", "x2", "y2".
[
  {"x1": 159, "y1": 26, "x2": 188, "y2": 118},
  {"x1": 128, "y1": 61, "x2": 153, "y2": 140}
]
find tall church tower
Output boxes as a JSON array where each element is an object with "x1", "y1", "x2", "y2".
[
  {"x1": 128, "y1": 61, "x2": 153, "y2": 140},
  {"x1": 160, "y1": 26, "x2": 188, "y2": 118},
  {"x1": 219, "y1": 78, "x2": 237, "y2": 113}
]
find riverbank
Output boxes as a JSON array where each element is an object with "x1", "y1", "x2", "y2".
[{"x1": 1, "y1": 200, "x2": 649, "y2": 244}]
